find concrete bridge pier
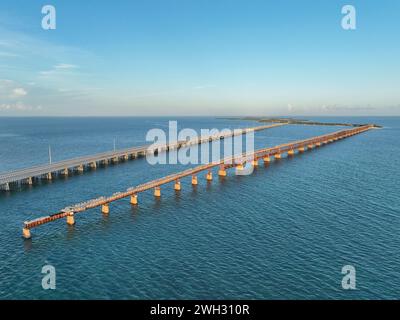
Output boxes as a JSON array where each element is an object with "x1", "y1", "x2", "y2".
[
  {"x1": 90, "y1": 162, "x2": 97, "y2": 169},
  {"x1": 191, "y1": 175, "x2": 198, "y2": 185},
  {"x1": 0, "y1": 183, "x2": 10, "y2": 191},
  {"x1": 76, "y1": 165, "x2": 84, "y2": 173},
  {"x1": 112, "y1": 157, "x2": 119, "y2": 164},
  {"x1": 22, "y1": 177, "x2": 33, "y2": 185},
  {"x1": 154, "y1": 187, "x2": 161, "y2": 197},
  {"x1": 123, "y1": 154, "x2": 129, "y2": 161},
  {"x1": 22, "y1": 227, "x2": 31, "y2": 239},
  {"x1": 288, "y1": 149, "x2": 295, "y2": 156},
  {"x1": 307, "y1": 144, "x2": 314, "y2": 150},
  {"x1": 45, "y1": 172, "x2": 52, "y2": 180},
  {"x1": 61, "y1": 168, "x2": 69, "y2": 176},
  {"x1": 251, "y1": 159, "x2": 259, "y2": 166},
  {"x1": 275, "y1": 153, "x2": 282, "y2": 159},
  {"x1": 206, "y1": 171, "x2": 213, "y2": 181},
  {"x1": 316, "y1": 142, "x2": 321, "y2": 147},
  {"x1": 66, "y1": 213, "x2": 75, "y2": 225},
  {"x1": 102, "y1": 204, "x2": 110, "y2": 215},
  {"x1": 263, "y1": 156, "x2": 271, "y2": 163},
  {"x1": 218, "y1": 165, "x2": 227, "y2": 177},
  {"x1": 174, "y1": 180, "x2": 181, "y2": 191},
  {"x1": 298, "y1": 146, "x2": 305, "y2": 152},
  {"x1": 130, "y1": 194, "x2": 138, "y2": 205}
]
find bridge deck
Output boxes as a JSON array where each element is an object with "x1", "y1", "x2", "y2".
[
  {"x1": 0, "y1": 123, "x2": 283, "y2": 189},
  {"x1": 22, "y1": 124, "x2": 374, "y2": 236}
]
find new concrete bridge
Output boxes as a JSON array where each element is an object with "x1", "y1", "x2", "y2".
[
  {"x1": 22, "y1": 124, "x2": 374, "y2": 239},
  {"x1": 0, "y1": 123, "x2": 283, "y2": 191}
]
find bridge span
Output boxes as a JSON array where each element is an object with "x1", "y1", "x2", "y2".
[
  {"x1": 22, "y1": 124, "x2": 374, "y2": 239},
  {"x1": 0, "y1": 123, "x2": 283, "y2": 191}
]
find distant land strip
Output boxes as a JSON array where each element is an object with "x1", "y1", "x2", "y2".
[{"x1": 223, "y1": 117, "x2": 382, "y2": 128}]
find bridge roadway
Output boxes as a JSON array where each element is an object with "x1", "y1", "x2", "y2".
[
  {"x1": 0, "y1": 123, "x2": 284, "y2": 191},
  {"x1": 22, "y1": 124, "x2": 374, "y2": 239}
]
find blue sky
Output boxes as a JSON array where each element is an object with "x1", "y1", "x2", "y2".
[{"x1": 0, "y1": 0, "x2": 399, "y2": 116}]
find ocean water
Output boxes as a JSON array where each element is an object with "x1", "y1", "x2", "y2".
[{"x1": 0, "y1": 116, "x2": 399, "y2": 299}]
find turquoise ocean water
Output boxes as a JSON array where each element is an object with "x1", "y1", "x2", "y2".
[{"x1": 0, "y1": 116, "x2": 399, "y2": 299}]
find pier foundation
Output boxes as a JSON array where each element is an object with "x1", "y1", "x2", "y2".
[
  {"x1": 288, "y1": 149, "x2": 295, "y2": 156},
  {"x1": 275, "y1": 153, "x2": 282, "y2": 159},
  {"x1": 154, "y1": 187, "x2": 161, "y2": 197},
  {"x1": 66, "y1": 213, "x2": 75, "y2": 225},
  {"x1": 130, "y1": 194, "x2": 138, "y2": 205},
  {"x1": 206, "y1": 171, "x2": 213, "y2": 181},
  {"x1": 102, "y1": 204, "x2": 110, "y2": 215},
  {"x1": 218, "y1": 166, "x2": 227, "y2": 176},
  {"x1": 22, "y1": 228, "x2": 31, "y2": 239},
  {"x1": 263, "y1": 156, "x2": 271, "y2": 163},
  {"x1": 174, "y1": 180, "x2": 181, "y2": 191},
  {"x1": 192, "y1": 175, "x2": 198, "y2": 185}
]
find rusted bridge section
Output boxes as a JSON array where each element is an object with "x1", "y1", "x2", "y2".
[
  {"x1": 0, "y1": 123, "x2": 283, "y2": 192},
  {"x1": 22, "y1": 124, "x2": 374, "y2": 239}
]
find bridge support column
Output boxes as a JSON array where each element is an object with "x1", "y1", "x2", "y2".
[
  {"x1": 288, "y1": 149, "x2": 295, "y2": 156},
  {"x1": 112, "y1": 157, "x2": 119, "y2": 163},
  {"x1": 174, "y1": 180, "x2": 181, "y2": 191},
  {"x1": 218, "y1": 165, "x2": 227, "y2": 177},
  {"x1": 25, "y1": 177, "x2": 33, "y2": 185},
  {"x1": 263, "y1": 156, "x2": 271, "y2": 163},
  {"x1": 90, "y1": 162, "x2": 97, "y2": 169},
  {"x1": 46, "y1": 172, "x2": 52, "y2": 180},
  {"x1": 0, "y1": 183, "x2": 10, "y2": 191},
  {"x1": 316, "y1": 142, "x2": 321, "y2": 147},
  {"x1": 66, "y1": 213, "x2": 75, "y2": 225},
  {"x1": 206, "y1": 171, "x2": 213, "y2": 181},
  {"x1": 77, "y1": 165, "x2": 84, "y2": 173},
  {"x1": 123, "y1": 154, "x2": 129, "y2": 161},
  {"x1": 298, "y1": 147, "x2": 305, "y2": 152},
  {"x1": 235, "y1": 163, "x2": 245, "y2": 174},
  {"x1": 275, "y1": 153, "x2": 282, "y2": 159},
  {"x1": 307, "y1": 144, "x2": 314, "y2": 149},
  {"x1": 102, "y1": 204, "x2": 110, "y2": 215},
  {"x1": 130, "y1": 194, "x2": 138, "y2": 205},
  {"x1": 61, "y1": 168, "x2": 69, "y2": 176},
  {"x1": 192, "y1": 175, "x2": 198, "y2": 185},
  {"x1": 154, "y1": 187, "x2": 161, "y2": 197},
  {"x1": 251, "y1": 159, "x2": 259, "y2": 166},
  {"x1": 22, "y1": 227, "x2": 31, "y2": 239}
]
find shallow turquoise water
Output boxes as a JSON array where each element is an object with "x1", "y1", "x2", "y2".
[{"x1": 0, "y1": 116, "x2": 399, "y2": 299}]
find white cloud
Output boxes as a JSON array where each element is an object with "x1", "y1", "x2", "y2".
[
  {"x1": 0, "y1": 102, "x2": 42, "y2": 111},
  {"x1": 39, "y1": 63, "x2": 80, "y2": 77},
  {"x1": 54, "y1": 63, "x2": 78, "y2": 69},
  {"x1": 12, "y1": 87, "x2": 27, "y2": 97}
]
